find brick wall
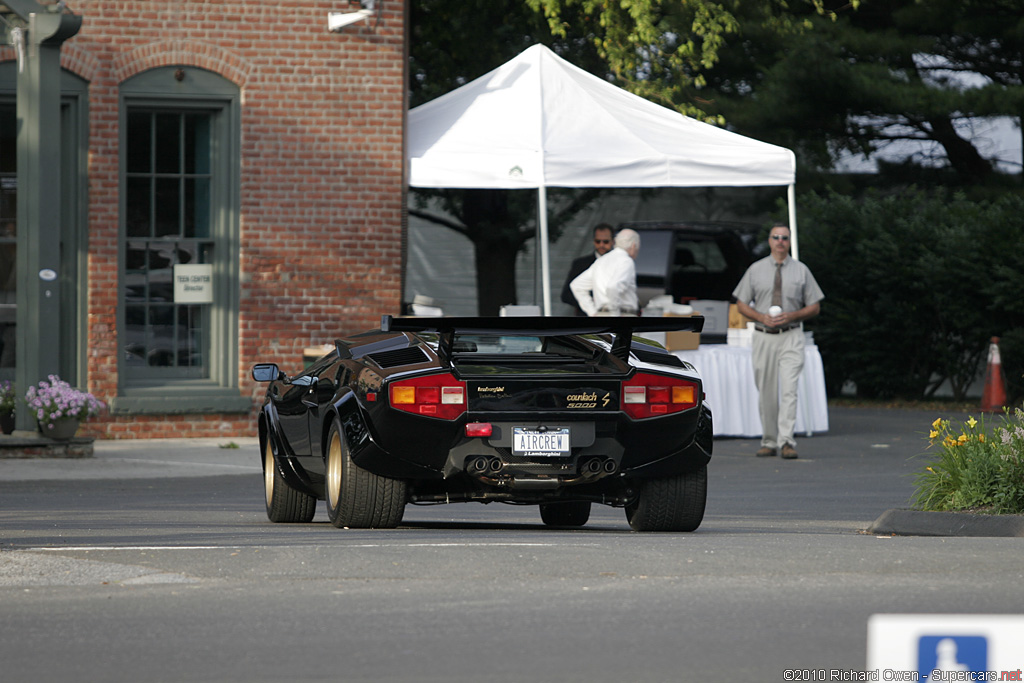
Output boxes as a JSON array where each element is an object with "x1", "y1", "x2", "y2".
[{"x1": 48, "y1": 0, "x2": 407, "y2": 439}]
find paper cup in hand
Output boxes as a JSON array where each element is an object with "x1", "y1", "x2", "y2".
[{"x1": 768, "y1": 305, "x2": 782, "y2": 317}]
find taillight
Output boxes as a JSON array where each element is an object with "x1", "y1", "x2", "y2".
[
  {"x1": 389, "y1": 373, "x2": 467, "y2": 419},
  {"x1": 465, "y1": 422, "x2": 493, "y2": 437},
  {"x1": 621, "y1": 373, "x2": 698, "y2": 419}
]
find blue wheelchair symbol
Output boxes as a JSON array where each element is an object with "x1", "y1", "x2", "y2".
[{"x1": 918, "y1": 635, "x2": 987, "y2": 681}]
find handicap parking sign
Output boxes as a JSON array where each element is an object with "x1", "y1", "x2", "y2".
[
  {"x1": 868, "y1": 614, "x2": 1024, "y2": 676},
  {"x1": 918, "y1": 635, "x2": 987, "y2": 681}
]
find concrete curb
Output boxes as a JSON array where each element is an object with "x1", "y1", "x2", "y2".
[
  {"x1": 868, "y1": 509, "x2": 1024, "y2": 537},
  {"x1": 0, "y1": 433, "x2": 94, "y2": 459}
]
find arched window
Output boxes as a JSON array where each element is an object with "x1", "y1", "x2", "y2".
[{"x1": 115, "y1": 66, "x2": 246, "y2": 413}]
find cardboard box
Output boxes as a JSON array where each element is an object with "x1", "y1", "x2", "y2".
[
  {"x1": 729, "y1": 303, "x2": 753, "y2": 329},
  {"x1": 664, "y1": 312, "x2": 700, "y2": 351}
]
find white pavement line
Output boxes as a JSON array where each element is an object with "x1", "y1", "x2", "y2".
[
  {"x1": 110, "y1": 458, "x2": 260, "y2": 470},
  {"x1": 28, "y1": 542, "x2": 600, "y2": 552},
  {"x1": 30, "y1": 546, "x2": 245, "y2": 551}
]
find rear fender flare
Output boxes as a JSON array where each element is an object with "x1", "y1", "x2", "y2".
[
  {"x1": 622, "y1": 405, "x2": 713, "y2": 479},
  {"x1": 320, "y1": 389, "x2": 366, "y2": 461}
]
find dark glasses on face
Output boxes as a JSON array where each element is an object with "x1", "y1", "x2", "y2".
[
  {"x1": 594, "y1": 239, "x2": 612, "y2": 244},
  {"x1": 770, "y1": 235, "x2": 790, "y2": 241}
]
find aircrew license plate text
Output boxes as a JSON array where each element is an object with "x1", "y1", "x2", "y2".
[{"x1": 512, "y1": 427, "x2": 570, "y2": 457}]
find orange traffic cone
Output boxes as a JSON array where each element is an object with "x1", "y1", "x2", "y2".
[{"x1": 980, "y1": 336, "x2": 1007, "y2": 413}]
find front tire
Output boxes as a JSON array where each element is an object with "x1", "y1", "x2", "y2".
[
  {"x1": 324, "y1": 418, "x2": 406, "y2": 529},
  {"x1": 625, "y1": 465, "x2": 707, "y2": 532},
  {"x1": 263, "y1": 436, "x2": 316, "y2": 523},
  {"x1": 539, "y1": 501, "x2": 592, "y2": 527}
]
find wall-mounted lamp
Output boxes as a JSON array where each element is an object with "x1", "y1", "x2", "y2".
[{"x1": 328, "y1": 0, "x2": 379, "y2": 32}]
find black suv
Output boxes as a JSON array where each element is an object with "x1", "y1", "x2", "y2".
[{"x1": 621, "y1": 221, "x2": 766, "y2": 305}]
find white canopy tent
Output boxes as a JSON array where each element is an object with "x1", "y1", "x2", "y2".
[{"x1": 408, "y1": 44, "x2": 797, "y2": 314}]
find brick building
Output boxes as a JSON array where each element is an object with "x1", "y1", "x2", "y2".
[{"x1": 0, "y1": 0, "x2": 408, "y2": 438}]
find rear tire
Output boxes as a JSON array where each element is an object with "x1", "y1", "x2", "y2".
[
  {"x1": 263, "y1": 436, "x2": 316, "y2": 523},
  {"x1": 625, "y1": 465, "x2": 707, "y2": 532},
  {"x1": 539, "y1": 501, "x2": 592, "y2": 527},
  {"x1": 325, "y1": 418, "x2": 406, "y2": 529}
]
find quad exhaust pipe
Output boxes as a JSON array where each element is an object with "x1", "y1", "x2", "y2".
[
  {"x1": 467, "y1": 456, "x2": 504, "y2": 474},
  {"x1": 464, "y1": 455, "x2": 616, "y2": 481},
  {"x1": 584, "y1": 457, "x2": 618, "y2": 475}
]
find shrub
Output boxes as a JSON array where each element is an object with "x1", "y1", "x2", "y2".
[
  {"x1": 912, "y1": 410, "x2": 1024, "y2": 514},
  {"x1": 799, "y1": 188, "x2": 1024, "y2": 402}
]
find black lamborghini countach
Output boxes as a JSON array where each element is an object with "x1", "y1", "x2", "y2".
[{"x1": 251, "y1": 315, "x2": 712, "y2": 532}]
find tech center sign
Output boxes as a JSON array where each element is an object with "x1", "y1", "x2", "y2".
[{"x1": 173, "y1": 264, "x2": 214, "y2": 304}]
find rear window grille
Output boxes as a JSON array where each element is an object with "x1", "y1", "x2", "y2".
[{"x1": 367, "y1": 347, "x2": 429, "y2": 368}]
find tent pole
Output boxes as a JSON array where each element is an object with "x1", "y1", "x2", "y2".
[
  {"x1": 538, "y1": 186, "x2": 552, "y2": 315},
  {"x1": 787, "y1": 183, "x2": 799, "y2": 261}
]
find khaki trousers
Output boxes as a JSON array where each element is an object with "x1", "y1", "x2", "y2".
[{"x1": 751, "y1": 327, "x2": 805, "y2": 449}]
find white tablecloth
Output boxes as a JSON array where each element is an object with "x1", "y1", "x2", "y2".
[{"x1": 673, "y1": 344, "x2": 829, "y2": 438}]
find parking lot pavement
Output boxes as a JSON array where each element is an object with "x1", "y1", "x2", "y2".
[
  {"x1": 0, "y1": 437, "x2": 261, "y2": 481},
  {"x1": 2, "y1": 406, "x2": 1021, "y2": 536}
]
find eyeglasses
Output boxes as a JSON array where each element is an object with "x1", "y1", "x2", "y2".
[
  {"x1": 770, "y1": 235, "x2": 790, "y2": 241},
  {"x1": 594, "y1": 239, "x2": 612, "y2": 244}
]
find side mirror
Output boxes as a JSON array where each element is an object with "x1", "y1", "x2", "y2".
[{"x1": 251, "y1": 363, "x2": 283, "y2": 382}]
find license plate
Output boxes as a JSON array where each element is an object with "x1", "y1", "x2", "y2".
[{"x1": 513, "y1": 427, "x2": 570, "y2": 456}]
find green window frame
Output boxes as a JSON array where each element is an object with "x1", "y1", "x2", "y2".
[
  {"x1": 0, "y1": 63, "x2": 89, "y2": 387},
  {"x1": 113, "y1": 67, "x2": 247, "y2": 415}
]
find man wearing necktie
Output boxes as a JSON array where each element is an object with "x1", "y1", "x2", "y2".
[{"x1": 732, "y1": 223, "x2": 824, "y2": 459}]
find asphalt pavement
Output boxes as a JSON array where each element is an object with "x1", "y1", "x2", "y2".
[
  {"x1": 2, "y1": 406, "x2": 1022, "y2": 536},
  {"x1": 0, "y1": 436, "x2": 262, "y2": 480}
]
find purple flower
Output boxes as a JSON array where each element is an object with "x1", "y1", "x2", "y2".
[{"x1": 24, "y1": 374, "x2": 105, "y2": 428}]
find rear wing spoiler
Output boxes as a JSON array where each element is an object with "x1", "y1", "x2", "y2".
[{"x1": 381, "y1": 315, "x2": 704, "y2": 361}]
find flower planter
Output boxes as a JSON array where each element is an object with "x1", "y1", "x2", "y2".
[
  {"x1": 0, "y1": 411, "x2": 14, "y2": 435},
  {"x1": 39, "y1": 417, "x2": 81, "y2": 441}
]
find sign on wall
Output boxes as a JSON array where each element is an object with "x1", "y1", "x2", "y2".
[{"x1": 173, "y1": 264, "x2": 214, "y2": 304}]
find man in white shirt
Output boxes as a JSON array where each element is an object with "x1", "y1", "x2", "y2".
[{"x1": 570, "y1": 229, "x2": 640, "y2": 316}]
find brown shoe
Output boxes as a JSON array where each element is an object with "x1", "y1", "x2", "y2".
[
  {"x1": 756, "y1": 447, "x2": 777, "y2": 457},
  {"x1": 780, "y1": 445, "x2": 798, "y2": 459}
]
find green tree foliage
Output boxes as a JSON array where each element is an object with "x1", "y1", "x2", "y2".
[
  {"x1": 799, "y1": 189, "x2": 1024, "y2": 401},
  {"x1": 525, "y1": 0, "x2": 835, "y2": 122},
  {"x1": 410, "y1": 1, "x2": 556, "y2": 107},
  {"x1": 703, "y1": 0, "x2": 1024, "y2": 181}
]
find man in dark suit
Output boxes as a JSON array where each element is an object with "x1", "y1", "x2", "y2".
[{"x1": 560, "y1": 223, "x2": 614, "y2": 315}]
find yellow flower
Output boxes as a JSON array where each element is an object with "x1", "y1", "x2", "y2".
[
  {"x1": 958, "y1": 434, "x2": 968, "y2": 445},
  {"x1": 932, "y1": 417, "x2": 942, "y2": 429},
  {"x1": 944, "y1": 436, "x2": 957, "y2": 448},
  {"x1": 927, "y1": 466, "x2": 934, "y2": 472},
  {"x1": 929, "y1": 430, "x2": 940, "y2": 439},
  {"x1": 967, "y1": 416, "x2": 978, "y2": 429},
  {"x1": 979, "y1": 434, "x2": 985, "y2": 443}
]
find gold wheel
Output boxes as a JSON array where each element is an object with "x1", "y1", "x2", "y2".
[
  {"x1": 326, "y1": 429, "x2": 343, "y2": 512},
  {"x1": 264, "y1": 439, "x2": 275, "y2": 509}
]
